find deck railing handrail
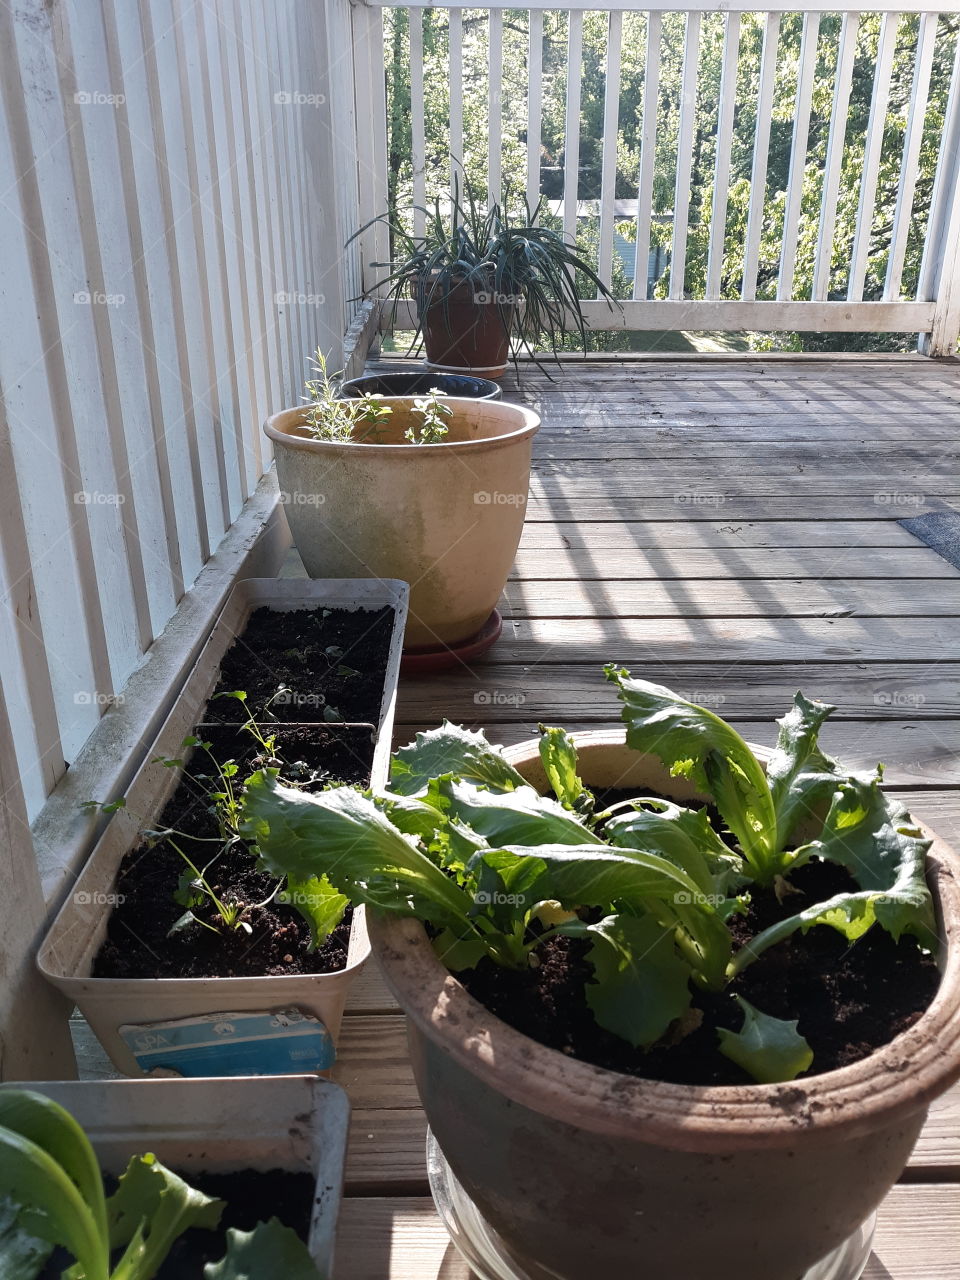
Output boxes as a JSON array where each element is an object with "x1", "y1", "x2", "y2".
[{"x1": 348, "y1": 3, "x2": 960, "y2": 354}]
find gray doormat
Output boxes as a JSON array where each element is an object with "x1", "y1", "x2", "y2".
[{"x1": 899, "y1": 509, "x2": 960, "y2": 572}]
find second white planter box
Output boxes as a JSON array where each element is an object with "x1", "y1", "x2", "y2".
[{"x1": 38, "y1": 578, "x2": 408, "y2": 1077}]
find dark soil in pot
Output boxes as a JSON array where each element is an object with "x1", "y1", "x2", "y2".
[
  {"x1": 206, "y1": 604, "x2": 395, "y2": 724},
  {"x1": 456, "y1": 803, "x2": 941, "y2": 1085},
  {"x1": 93, "y1": 724, "x2": 373, "y2": 980},
  {"x1": 38, "y1": 1169, "x2": 314, "y2": 1278}
]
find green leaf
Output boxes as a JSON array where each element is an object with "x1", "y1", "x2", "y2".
[
  {"x1": 431, "y1": 928, "x2": 490, "y2": 971},
  {"x1": 107, "y1": 1152, "x2": 223, "y2": 1279},
  {"x1": 766, "y1": 693, "x2": 846, "y2": 849},
  {"x1": 282, "y1": 874, "x2": 349, "y2": 949},
  {"x1": 604, "y1": 799, "x2": 744, "y2": 898},
  {"x1": 732, "y1": 777, "x2": 937, "y2": 976},
  {"x1": 718, "y1": 996, "x2": 814, "y2": 1084},
  {"x1": 0, "y1": 1129, "x2": 107, "y2": 1279},
  {"x1": 605, "y1": 666, "x2": 778, "y2": 880},
  {"x1": 389, "y1": 722, "x2": 527, "y2": 796},
  {"x1": 241, "y1": 772, "x2": 478, "y2": 937},
  {"x1": 203, "y1": 1217, "x2": 323, "y2": 1279},
  {"x1": 537, "y1": 725, "x2": 586, "y2": 809},
  {"x1": 425, "y1": 776, "x2": 597, "y2": 848},
  {"x1": 0, "y1": 1194, "x2": 53, "y2": 1279},
  {"x1": 580, "y1": 914, "x2": 693, "y2": 1048}
]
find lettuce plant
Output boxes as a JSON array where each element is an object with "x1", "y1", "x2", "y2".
[
  {"x1": 241, "y1": 676, "x2": 938, "y2": 1084},
  {"x1": 0, "y1": 1091, "x2": 321, "y2": 1279}
]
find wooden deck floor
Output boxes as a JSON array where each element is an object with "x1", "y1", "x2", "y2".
[{"x1": 335, "y1": 355, "x2": 960, "y2": 1279}]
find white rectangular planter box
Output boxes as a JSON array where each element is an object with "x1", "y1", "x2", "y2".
[
  {"x1": 0, "y1": 1075, "x2": 349, "y2": 1276},
  {"x1": 38, "y1": 578, "x2": 408, "y2": 1077}
]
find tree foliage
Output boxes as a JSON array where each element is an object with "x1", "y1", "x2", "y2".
[{"x1": 383, "y1": 9, "x2": 959, "y2": 352}]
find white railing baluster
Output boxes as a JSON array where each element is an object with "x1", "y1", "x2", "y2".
[
  {"x1": 706, "y1": 12, "x2": 740, "y2": 300},
  {"x1": 918, "y1": 26, "x2": 960, "y2": 354},
  {"x1": 884, "y1": 12, "x2": 937, "y2": 301},
  {"x1": 449, "y1": 8, "x2": 463, "y2": 190},
  {"x1": 742, "y1": 12, "x2": 780, "y2": 301},
  {"x1": 633, "y1": 11, "x2": 661, "y2": 301},
  {"x1": 812, "y1": 11, "x2": 859, "y2": 301},
  {"x1": 669, "y1": 10, "x2": 701, "y2": 301},
  {"x1": 778, "y1": 11, "x2": 820, "y2": 301},
  {"x1": 564, "y1": 10, "x2": 584, "y2": 245},
  {"x1": 352, "y1": 1, "x2": 390, "y2": 295},
  {"x1": 410, "y1": 7, "x2": 426, "y2": 235},
  {"x1": 488, "y1": 9, "x2": 504, "y2": 202},
  {"x1": 848, "y1": 11, "x2": 900, "y2": 300},
  {"x1": 598, "y1": 9, "x2": 623, "y2": 289},
  {"x1": 527, "y1": 9, "x2": 544, "y2": 213}
]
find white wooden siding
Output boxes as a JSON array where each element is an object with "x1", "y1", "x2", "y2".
[{"x1": 0, "y1": 0, "x2": 358, "y2": 822}]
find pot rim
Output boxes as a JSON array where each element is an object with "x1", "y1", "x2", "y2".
[
  {"x1": 264, "y1": 398, "x2": 540, "y2": 455},
  {"x1": 370, "y1": 728, "x2": 960, "y2": 1152}
]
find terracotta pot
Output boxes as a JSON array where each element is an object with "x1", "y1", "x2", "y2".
[
  {"x1": 371, "y1": 730, "x2": 960, "y2": 1280},
  {"x1": 417, "y1": 279, "x2": 515, "y2": 377},
  {"x1": 265, "y1": 398, "x2": 540, "y2": 649}
]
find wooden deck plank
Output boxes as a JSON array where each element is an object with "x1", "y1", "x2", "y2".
[
  {"x1": 333, "y1": 1186, "x2": 960, "y2": 1278},
  {"x1": 518, "y1": 520, "x2": 926, "y2": 549},
  {"x1": 497, "y1": 579, "x2": 960, "y2": 617},
  {"x1": 523, "y1": 497, "x2": 952, "y2": 521},
  {"x1": 508, "y1": 547, "x2": 960, "y2": 580},
  {"x1": 396, "y1": 665, "x2": 960, "y2": 720}
]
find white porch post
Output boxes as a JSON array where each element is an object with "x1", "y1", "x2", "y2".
[
  {"x1": 918, "y1": 37, "x2": 960, "y2": 357},
  {"x1": 0, "y1": 678, "x2": 76, "y2": 1080}
]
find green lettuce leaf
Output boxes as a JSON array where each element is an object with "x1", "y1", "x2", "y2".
[
  {"x1": 766, "y1": 693, "x2": 847, "y2": 849},
  {"x1": 424, "y1": 776, "x2": 598, "y2": 847},
  {"x1": 0, "y1": 1091, "x2": 108, "y2": 1280},
  {"x1": 605, "y1": 666, "x2": 778, "y2": 881},
  {"x1": 203, "y1": 1217, "x2": 322, "y2": 1279},
  {"x1": 580, "y1": 914, "x2": 692, "y2": 1048},
  {"x1": 281, "y1": 875, "x2": 349, "y2": 949},
  {"x1": 537, "y1": 725, "x2": 587, "y2": 809},
  {"x1": 242, "y1": 772, "x2": 477, "y2": 936},
  {"x1": 718, "y1": 996, "x2": 813, "y2": 1084},
  {"x1": 731, "y1": 777, "x2": 938, "y2": 974},
  {"x1": 106, "y1": 1153, "x2": 223, "y2": 1278},
  {"x1": 604, "y1": 799, "x2": 743, "y2": 897},
  {"x1": 390, "y1": 722, "x2": 526, "y2": 796}
]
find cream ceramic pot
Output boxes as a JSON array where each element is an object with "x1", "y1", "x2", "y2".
[
  {"x1": 371, "y1": 731, "x2": 960, "y2": 1280},
  {"x1": 264, "y1": 398, "x2": 540, "y2": 648}
]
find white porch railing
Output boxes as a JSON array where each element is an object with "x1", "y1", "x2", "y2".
[{"x1": 350, "y1": 1, "x2": 960, "y2": 352}]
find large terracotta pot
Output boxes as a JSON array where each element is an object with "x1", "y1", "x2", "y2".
[
  {"x1": 265, "y1": 398, "x2": 539, "y2": 649},
  {"x1": 417, "y1": 279, "x2": 515, "y2": 377},
  {"x1": 371, "y1": 731, "x2": 960, "y2": 1280}
]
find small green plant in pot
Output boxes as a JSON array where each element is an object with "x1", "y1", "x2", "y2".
[
  {"x1": 353, "y1": 172, "x2": 618, "y2": 377},
  {"x1": 240, "y1": 670, "x2": 960, "y2": 1280}
]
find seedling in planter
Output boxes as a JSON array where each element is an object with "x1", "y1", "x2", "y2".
[
  {"x1": 0, "y1": 1090, "x2": 322, "y2": 1279},
  {"x1": 242, "y1": 674, "x2": 939, "y2": 1084},
  {"x1": 300, "y1": 350, "x2": 451, "y2": 444}
]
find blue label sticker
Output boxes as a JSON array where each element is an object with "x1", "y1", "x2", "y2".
[{"x1": 119, "y1": 1007, "x2": 335, "y2": 1076}]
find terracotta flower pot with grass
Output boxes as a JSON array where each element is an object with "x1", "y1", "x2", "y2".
[{"x1": 266, "y1": 369, "x2": 539, "y2": 659}]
